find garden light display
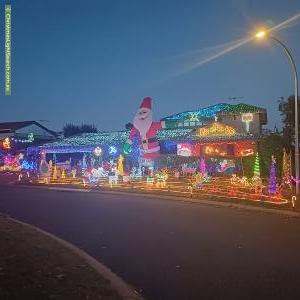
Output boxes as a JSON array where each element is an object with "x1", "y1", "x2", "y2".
[
  {"x1": 94, "y1": 146, "x2": 102, "y2": 156},
  {"x1": 200, "y1": 157, "x2": 206, "y2": 174},
  {"x1": 21, "y1": 160, "x2": 35, "y2": 171},
  {"x1": 82, "y1": 153, "x2": 87, "y2": 176},
  {"x1": 123, "y1": 142, "x2": 132, "y2": 154},
  {"x1": 108, "y1": 145, "x2": 117, "y2": 155},
  {"x1": 53, "y1": 166, "x2": 57, "y2": 180},
  {"x1": 2, "y1": 137, "x2": 11, "y2": 149},
  {"x1": 253, "y1": 152, "x2": 261, "y2": 177},
  {"x1": 117, "y1": 155, "x2": 124, "y2": 176},
  {"x1": 282, "y1": 148, "x2": 292, "y2": 182},
  {"x1": 177, "y1": 144, "x2": 192, "y2": 157},
  {"x1": 24, "y1": 99, "x2": 291, "y2": 205},
  {"x1": 268, "y1": 156, "x2": 277, "y2": 194},
  {"x1": 71, "y1": 169, "x2": 77, "y2": 178}
]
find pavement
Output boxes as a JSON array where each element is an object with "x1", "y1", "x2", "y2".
[
  {"x1": 1, "y1": 185, "x2": 300, "y2": 300},
  {"x1": 0, "y1": 213, "x2": 142, "y2": 300}
]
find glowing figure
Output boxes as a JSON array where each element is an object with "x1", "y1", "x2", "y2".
[
  {"x1": 117, "y1": 155, "x2": 124, "y2": 176},
  {"x1": 94, "y1": 147, "x2": 102, "y2": 156},
  {"x1": 3, "y1": 137, "x2": 11, "y2": 149},
  {"x1": 109, "y1": 146, "x2": 117, "y2": 155}
]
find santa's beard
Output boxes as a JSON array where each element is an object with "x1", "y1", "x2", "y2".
[{"x1": 133, "y1": 110, "x2": 153, "y2": 138}]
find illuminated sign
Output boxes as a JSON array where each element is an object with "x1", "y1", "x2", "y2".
[
  {"x1": 196, "y1": 122, "x2": 236, "y2": 137},
  {"x1": 177, "y1": 144, "x2": 192, "y2": 157},
  {"x1": 241, "y1": 113, "x2": 253, "y2": 133},
  {"x1": 204, "y1": 145, "x2": 227, "y2": 156},
  {"x1": 240, "y1": 148, "x2": 255, "y2": 157},
  {"x1": 241, "y1": 113, "x2": 254, "y2": 122}
]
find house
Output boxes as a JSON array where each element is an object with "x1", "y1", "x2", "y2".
[{"x1": 0, "y1": 121, "x2": 58, "y2": 152}]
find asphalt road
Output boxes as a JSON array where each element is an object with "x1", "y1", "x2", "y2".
[{"x1": 1, "y1": 185, "x2": 300, "y2": 300}]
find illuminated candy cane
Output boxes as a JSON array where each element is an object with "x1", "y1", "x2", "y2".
[{"x1": 292, "y1": 196, "x2": 297, "y2": 209}]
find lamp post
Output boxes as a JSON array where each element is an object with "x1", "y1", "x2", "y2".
[{"x1": 255, "y1": 31, "x2": 299, "y2": 195}]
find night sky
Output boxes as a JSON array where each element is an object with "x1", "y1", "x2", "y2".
[{"x1": 1, "y1": 0, "x2": 300, "y2": 132}]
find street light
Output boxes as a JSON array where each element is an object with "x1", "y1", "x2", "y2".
[{"x1": 255, "y1": 30, "x2": 299, "y2": 195}]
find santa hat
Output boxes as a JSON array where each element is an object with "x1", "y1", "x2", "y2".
[{"x1": 140, "y1": 97, "x2": 152, "y2": 110}]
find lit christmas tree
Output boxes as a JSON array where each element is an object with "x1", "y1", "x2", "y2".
[
  {"x1": 268, "y1": 156, "x2": 277, "y2": 194},
  {"x1": 82, "y1": 153, "x2": 87, "y2": 176},
  {"x1": 288, "y1": 151, "x2": 292, "y2": 179},
  {"x1": 117, "y1": 155, "x2": 124, "y2": 176},
  {"x1": 282, "y1": 148, "x2": 288, "y2": 179},
  {"x1": 53, "y1": 165, "x2": 57, "y2": 180},
  {"x1": 253, "y1": 152, "x2": 260, "y2": 177},
  {"x1": 200, "y1": 157, "x2": 206, "y2": 174}
]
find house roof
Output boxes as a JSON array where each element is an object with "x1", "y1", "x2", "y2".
[
  {"x1": 37, "y1": 131, "x2": 129, "y2": 153},
  {"x1": 0, "y1": 121, "x2": 58, "y2": 137},
  {"x1": 162, "y1": 103, "x2": 266, "y2": 121}
]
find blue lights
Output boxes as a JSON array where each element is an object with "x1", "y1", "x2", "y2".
[
  {"x1": 162, "y1": 103, "x2": 231, "y2": 121},
  {"x1": 108, "y1": 145, "x2": 117, "y2": 155},
  {"x1": 21, "y1": 160, "x2": 36, "y2": 171}
]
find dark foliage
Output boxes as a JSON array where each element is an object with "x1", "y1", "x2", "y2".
[
  {"x1": 63, "y1": 123, "x2": 98, "y2": 137},
  {"x1": 278, "y1": 95, "x2": 300, "y2": 148},
  {"x1": 125, "y1": 123, "x2": 133, "y2": 130},
  {"x1": 242, "y1": 133, "x2": 286, "y2": 178}
]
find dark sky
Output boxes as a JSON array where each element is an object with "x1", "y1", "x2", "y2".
[{"x1": 1, "y1": 0, "x2": 300, "y2": 132}]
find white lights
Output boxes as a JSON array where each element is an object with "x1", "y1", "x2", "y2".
[{"x1": 94, "y1": 146, "x2": 102, "y2": 156}]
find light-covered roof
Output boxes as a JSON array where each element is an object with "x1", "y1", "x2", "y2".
[{"x1": 162, "y1": 103, "x2": 265, "y2": 121}]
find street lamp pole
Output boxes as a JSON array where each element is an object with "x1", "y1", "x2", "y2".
[
  {"x1": 269, "y1": 36, "x2": 299, "y2": 195},
  {"x1": 255, "y1": 32, "x2": 299, "y2": 195}
]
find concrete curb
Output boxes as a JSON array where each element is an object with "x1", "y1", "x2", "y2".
[
  {"x1": 4, "y1": 183, "x2": 300, "y2": 218},
  {"x1": 95, "y1": 189, "x2": 300, "y2": 218},
  {"x1": 4, "y1": 214, "x2": 144, "y2": 300}
]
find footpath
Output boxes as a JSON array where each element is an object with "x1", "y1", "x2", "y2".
[{"x1": 0, "y1": 214, "x2": 142, "y2": 300}]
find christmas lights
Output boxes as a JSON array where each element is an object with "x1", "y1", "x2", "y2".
[
  {"x1": 2, "y1": 137, "x2": 11, "y2": 149},
  {"x1": 268, "y1": 156, "x2": 277, "y2": 194},
  {"x1": 253, "y1": 152, "x2": 260, "y2": 177},
  {"x1": 11, "y1": 133, "x2": 35, "y2": 143},
  {"x1": 40, "y1": 131, "x2": 129, "y2": 153},
  {"x1": 162, "y1": 103, "x2": 264, "y2": 121},
  {"x1": 195, "y1": 122, "x2": 236, "y2": 137},
  {"x1": 94, "y1": 147, "x2": 102, "y2": 156},
  {"x1": 109, "y1": 145, "x2": 117, "y2": 155}
]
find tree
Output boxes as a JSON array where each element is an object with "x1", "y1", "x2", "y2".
[
  {"x1": 258, "y1": 133, "x2": 285, "y2": 178},
  {"x1": 63, "y1": 123, "x2": 98, "y2": 137},
  {"x1": 63, "y1": 123, "x2": 81, "y2": 137},
  {"x1": 125, "y1": 123, "x2": 133, "y2": 130},
  {"x1": 278, "y1": 95, "x2": 300, "y2": 148},
  {"x1": 242, "y1": 133, "x2": 285, "y2": 178},
  {"x1": 80, "y1": 124, "x2": 97, "y2": 134}
]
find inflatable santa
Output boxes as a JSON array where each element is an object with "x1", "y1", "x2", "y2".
[{"x1": 125, "y1": 97, "x2": 164, "y2": 160}]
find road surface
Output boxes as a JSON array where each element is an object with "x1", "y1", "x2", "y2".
[{"x1": 1, "y1": 185, "x2": 300, "y2": 300}]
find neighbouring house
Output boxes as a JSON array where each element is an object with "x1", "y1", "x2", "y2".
[{"x1": 0, "y1": 121, "x2": 58, "y2": 153}]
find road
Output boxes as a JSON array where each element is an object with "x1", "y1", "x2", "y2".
[{"x1": 1, "y1": 185, "x2": 300, "y2": 300}]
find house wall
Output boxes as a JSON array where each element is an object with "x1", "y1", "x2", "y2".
[{"x1": 219, "y1": 112, "x2": 262, "y2": 136}]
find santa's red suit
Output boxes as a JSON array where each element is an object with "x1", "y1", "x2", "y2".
[{"x1": 128, "y1": 97, "x2": 164, "y2": 160}]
